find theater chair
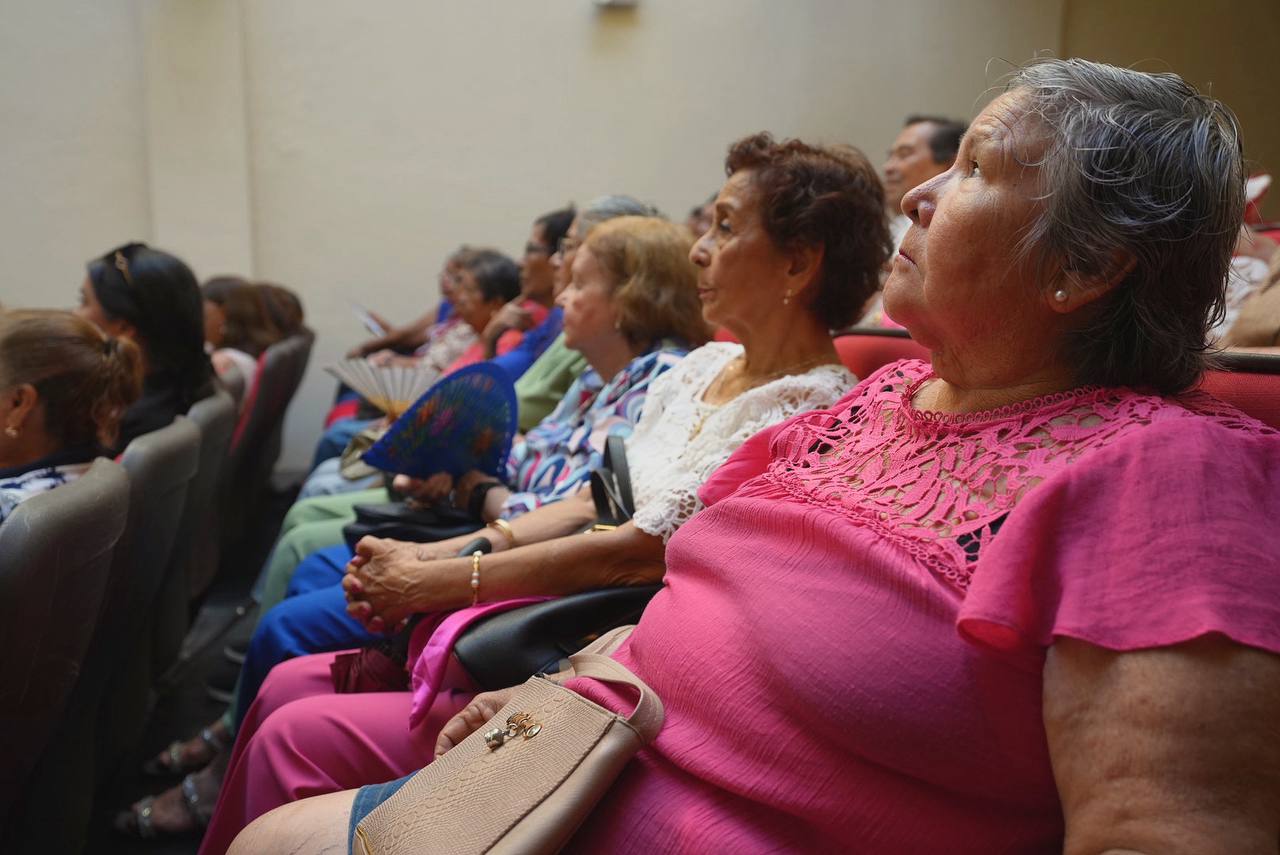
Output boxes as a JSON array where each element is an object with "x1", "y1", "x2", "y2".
[
  {"x1": 6, "y1": 419, "x2": 200, "y2": 853},
  {"x1": 220, "y1": 331, "x2": 314, "y2": 554},
  {"x1": 96, "y1": 419, "x2": 202, "y2": 782},
  {"x1": 1199, "y1": 349, "x2": 1280, "y2": 428},
  {"x1": 0, "y1": 459, "x2": 129, "y2": 830},
  {"x1": 151, "y1": 388, "x2": 238, "y2": 680},
  {"x1": 833, "y1": 326, "x2": 930, "y2": 378}
]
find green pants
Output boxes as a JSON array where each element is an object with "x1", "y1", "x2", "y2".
[{"x1": 257, "y1": 487, "x2": 390, "y2": 613}]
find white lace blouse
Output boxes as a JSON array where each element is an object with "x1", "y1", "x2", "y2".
[{"x1": 625, "y1": 342, "x2": 854, "y2": 541}]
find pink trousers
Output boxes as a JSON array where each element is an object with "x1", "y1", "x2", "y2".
[{"x1": 198, "y1": 652, "x2": 475, "y2": 855}]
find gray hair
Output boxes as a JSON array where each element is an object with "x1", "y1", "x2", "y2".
[
  {"x1": 574, "y1": 195, "x2": 663, "y2": 238},
  {"x1": 1008, "y1": 58, "x2": 1245, "y2": 394}
]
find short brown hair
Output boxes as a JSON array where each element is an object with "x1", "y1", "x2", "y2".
[
  {"x1": 584, "y1": 216, "x2": 712, "y2": 350},
  {"x1": 0, "y1": 309, "x2": 144, "y2": 448},
  {"x1": 725, "y1": 133, "x2": 891, "y2": 328}
]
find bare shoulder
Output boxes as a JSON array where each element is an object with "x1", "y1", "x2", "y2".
[{"x1": 1044, "y1": 636, "x2": 1280, "y2": 855}]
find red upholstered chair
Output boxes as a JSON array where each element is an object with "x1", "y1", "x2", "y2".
[
  {"x1": 833, "y1": 328, "x2": 930, "y2": 379},
  {"x1": 1197, "y1": 351, "x2": 1280, "y2": 429}
]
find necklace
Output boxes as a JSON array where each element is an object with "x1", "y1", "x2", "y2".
[{"x1": 691, "y1": 353, "x2": 835, "y2": 439}]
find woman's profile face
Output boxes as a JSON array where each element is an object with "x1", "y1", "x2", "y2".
[
  {"x1": 883, "y1": 92, "x2": 1050, "y2": 361},
  {"x1": 450, "y1": 269, "x2": 498, "y2": 333},
  {"x1": 558, "y1": 245, "x2": 618, "y2": 352},
  {"x1": 688, "y1": 169, "x2": 794, "y2": 334},
  {"x1": 549, "y1": 218, "x2": 582, "y2": 300},
  {"x1": 203, "y1": 299, "x2": 226, "y2": 347},
  {"x1": 75, "y1": 276, "x2": 131, "y2": 339},
  {"x1": 519, "y1": 222, "x2": 556, "y2": 303}
]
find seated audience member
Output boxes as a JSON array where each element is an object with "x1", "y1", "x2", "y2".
[
  {"x1": 317, "y1": 247, "x2": 480, "y2": 464},
  {"x1": 861, "y1": 113, "x2": 966, "y2": 326},
  {"x1": 300, "y1": 249, "x2": 524, "y2": 498},
  {"x1": 1213, "y1": 224, "x2": 1280, "y2": 342},
  {"x1": 76, "y1": 243, "x2": 214, "y2": 453},
  {"x1": 0, "y1": 310, "x2": 143, "y2": 523},
  {"x1": 236, "y1": 59, "x2": 1280, "y2": 855},
  {"x1": 482, "y1": 206, "x2": 575, "y2": 380},
  {"x1": 198, "y1": 134, "x2": 890, "y2": 851},
  {"x1": 257, "y1": 283, "x2": 306, "y2": 338},
  {"x1": 1224, "y1": 239, "x2": 1280, "y2": 347},
  {"x1": 683, "y1": 192, "x2": 715, "y2": 239},
  {"x1": 119, "y1": 217, "x2": 704, "y2": 841},
  {"x1": 253, "y1": 197, "x2": 669, "y2": 618},
  {"x1": 202, "y1": 277, "x2": 282, "y2": 407},
  {"x1": 511, "y1": 196, "x2": 658, "y2": 430}
]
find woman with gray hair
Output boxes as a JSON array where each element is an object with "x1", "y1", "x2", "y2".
[{"x1": 233, "y1": 59, "x2": 1280, "y2": 853}]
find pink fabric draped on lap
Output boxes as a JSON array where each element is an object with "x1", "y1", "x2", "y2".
[{"x1": 200, "y1": 599, "x2": 541, "y2": 854}]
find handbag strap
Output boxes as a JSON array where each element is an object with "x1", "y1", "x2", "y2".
[
  {"x1": 567, "y1": 651, "x2": 665, "y2": 744},
  {"x1": 604, "y1": 434, "x2": 634, "y2": 513}
]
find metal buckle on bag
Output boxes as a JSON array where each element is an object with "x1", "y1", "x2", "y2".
[
  {"x1": 590, "y1": 523, "x2": 617, "y2": 533},
  {"x1": 484, "y1": 711, "x2": 543, "y2": 751}
]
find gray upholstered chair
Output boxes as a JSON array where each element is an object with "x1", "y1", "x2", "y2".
[
  {"x1": 97, "y1": 417, "x2": 202, "y2": 776},
  {"x1": 151, "y1": 389, "x2": 238, "y2": 679},
  {"x1": 0, "y1": 458, "x2": 129, "y2": 826}
]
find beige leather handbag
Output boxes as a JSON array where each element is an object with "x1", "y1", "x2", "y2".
[{"x1": 353, "y1": 631, "x2": 663, "y2": 855}]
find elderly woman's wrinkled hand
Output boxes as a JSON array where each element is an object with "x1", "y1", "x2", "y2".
[
  {"x1": 391, "y1": 471, "x2": 454, "y2": 507},
  {"x1": 433, "y1": 686, "x2": 521, "y2": 757},
  {"x1": 343, "y1": 536, "x2": 433, "y2": 633}
]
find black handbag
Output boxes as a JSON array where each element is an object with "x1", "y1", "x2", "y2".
[
  {"x1": 456, "y1": 434, "x2": 660, "y2": 691},
  {"x1": 342, "y1": 501, "x2": 483, "y2": 550}
]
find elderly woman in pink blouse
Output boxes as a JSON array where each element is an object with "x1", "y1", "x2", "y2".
[{"x1": 234, "y1": 58, "x2": 1280, "y2": 854}]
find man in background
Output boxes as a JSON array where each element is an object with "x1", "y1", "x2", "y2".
[{"x1": 882, "y1": 114, "x2": 966, "y2": 249}]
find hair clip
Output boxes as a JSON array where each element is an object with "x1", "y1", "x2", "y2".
[{"x1": 114, "y1": 251, "x2": 133, "y2": 285}]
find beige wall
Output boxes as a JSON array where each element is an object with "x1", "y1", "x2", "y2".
[
  {"x1": 1062, "y1": 0, "x2": 1280, "y2": 219},
  {"x1": 242, "y1": 0, "x2": 1064, "y2": 471},
  {"x1": 2, "y1": 0, "x2": 1067, "y2": 472},
  {"x1": 1, "y1": 1, "x2": 151, "y2": 309}
]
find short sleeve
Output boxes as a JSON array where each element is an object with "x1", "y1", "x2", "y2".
[{"x1": 958, "y1": 417, "x2": 1280, "y2": 663}]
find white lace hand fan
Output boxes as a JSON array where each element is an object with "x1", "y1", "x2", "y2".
[{"x1": 324, "y1": 358, "x2": 440, "y2": 419}]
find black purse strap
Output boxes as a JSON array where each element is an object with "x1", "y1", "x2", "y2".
[{"x1": 589, "y1": 434, "x2": 634, "y2": 527}]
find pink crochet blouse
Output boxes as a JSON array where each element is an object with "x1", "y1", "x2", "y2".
[{"x1": 566, "y1": 359, "x2": 1280, "y2": 853}]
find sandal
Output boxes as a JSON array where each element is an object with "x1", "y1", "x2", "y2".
[
  {"x1": 113, "y1": 773, "x2": 214, "y2": 839},
  {"x1": 142, "y1": 723, "x2": 229, "y2": 776}
]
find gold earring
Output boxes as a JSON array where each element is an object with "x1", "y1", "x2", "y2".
[{"x1": 782, "y1": 289, "x2": 793, "y2": 306}]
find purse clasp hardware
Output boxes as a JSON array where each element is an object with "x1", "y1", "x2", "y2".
[{"x1": 485, "y1": 712, "x2": 543, "y2": 750}]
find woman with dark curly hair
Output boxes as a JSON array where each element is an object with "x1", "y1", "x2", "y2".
[
  {"x1": 240, "y1": 59, "x2": 1280, "y2": 854},
  {"x1": 197, "y1": 136, "x2": 892, "y2": 852}
]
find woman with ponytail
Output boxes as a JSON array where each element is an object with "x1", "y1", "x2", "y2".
[
  {"x1": 77, "y1": 242, "x2": 214, "y2": 453},
  {"x1": 0, "y1": 309, "x2": 144, "y2": 523}
]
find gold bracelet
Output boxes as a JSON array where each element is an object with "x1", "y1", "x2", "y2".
[
  {"x1": 487, "y1": 518, "x2": 516, "y2": 549},
  {"x1": 470, "y1": 550, "x2": 483, "y2": 606}
]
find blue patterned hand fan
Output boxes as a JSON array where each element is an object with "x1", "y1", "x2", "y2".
[{"x1": 361, "y1": 363, "x2": 518, "y2": 478}]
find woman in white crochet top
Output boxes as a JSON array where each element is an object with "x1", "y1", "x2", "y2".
[
  {"x1": 343, "y1": 132, "x2": 891, "y2": 630},
  {"x1": 203, "y1": 136, "x2": 891, "y2": 849}
]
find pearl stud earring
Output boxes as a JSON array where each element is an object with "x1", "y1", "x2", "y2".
[
  {"x1": 4, "y1": 426, "x2": 17, "y2": 438},
  {"x1": 782, "y1": 289, "x2": 793, "y2": 306},
  {"x1": 1053, "y1": 289, "x2": 1069, "y2": 303}
]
